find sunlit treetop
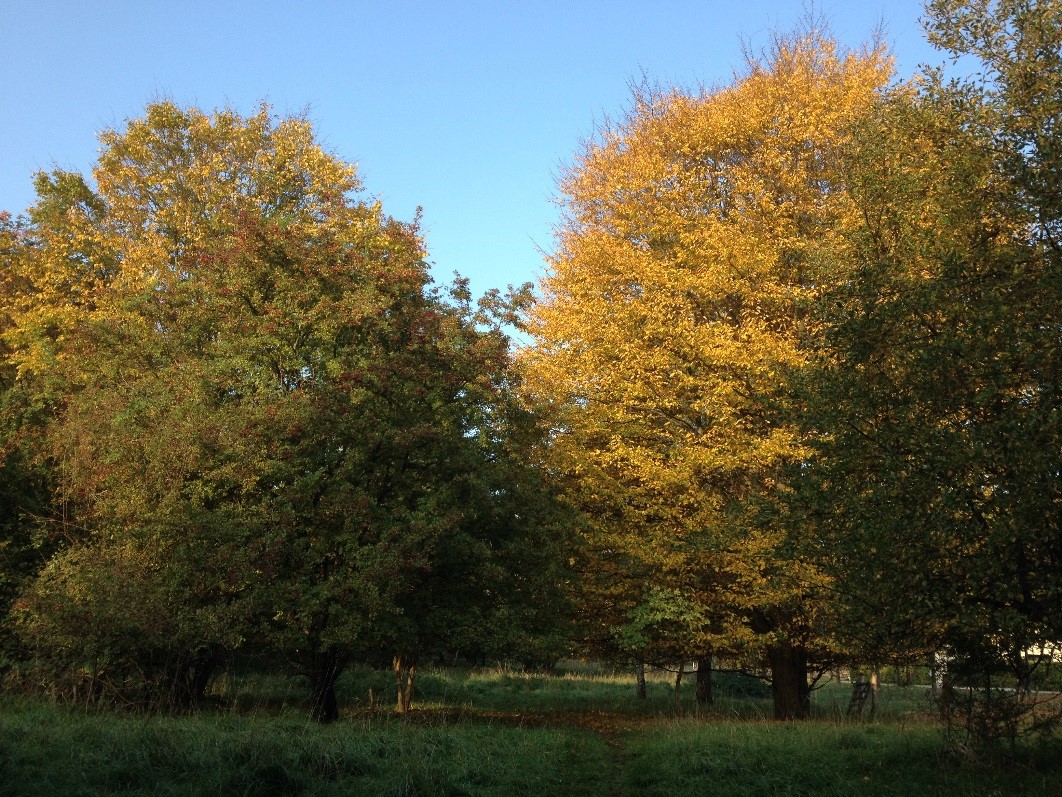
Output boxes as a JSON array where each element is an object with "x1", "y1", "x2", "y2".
[
  {"x1": 6, "y1": 102, "x2": 431, "y2": 384},
  {"x1": 521, "y1": 30, "x2": 892, "y2": 663}
]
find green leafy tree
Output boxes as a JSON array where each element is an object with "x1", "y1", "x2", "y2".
[
  {"x1": 0, "y1": 211, "x2": 58, "y2": 670},
  {"x1": 382, "y1": 334, "x2": 576, "y2": 707},
  {"x1": 5, "y1": 103, "x2": 567, "y2": 721},
  {"x1": 800, "y1": 0, "x2": 1061, "y2": 749}
]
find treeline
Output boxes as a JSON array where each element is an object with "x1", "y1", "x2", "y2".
[
  {"x1": 521, "y1": 0, "x2": 1061, "y2": 748},
  {"x1": 0, "y1": 0, "x2": 1059, "y2": 751}
]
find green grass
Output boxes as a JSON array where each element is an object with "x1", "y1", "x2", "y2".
[
  {"x1": 623, "y1": 720, "x2": 1062, "y2": 797},
  {"x1": 2, "y1": 665, "x2": 1059, "y2": 796},
  {"x1": 332, "y1": 664, "x2": 932, "y2": 723},
  {"x1": 348, "y1": 664, "x2": 707, "y2": 715},
  {"x1": 213, "y1": 661, "x2": 772, "y2": 718},
  {"x1": 0, "y1": 696, "x2": 612, "y2": 797}
]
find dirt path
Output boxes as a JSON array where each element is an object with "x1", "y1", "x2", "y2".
[{"x1": 387, "y1": 707, "x2": 661, "y2": 795}]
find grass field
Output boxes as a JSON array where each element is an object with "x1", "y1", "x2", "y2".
[{"x1": 1, "y1": 664, "x2": 1059, "y2": 796}]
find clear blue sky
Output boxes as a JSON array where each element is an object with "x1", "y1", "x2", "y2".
[{"x1": 1, "y1": 1, "x2": 947, "y2": 298}]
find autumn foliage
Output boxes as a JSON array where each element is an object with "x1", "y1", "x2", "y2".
[
  {"x1": 522, "y1": 31, "x2": 891, "y2": 718},
  {"x1": 1, "y1": 104, "x2": 567, "y2": 720},
  {"x1": 0, "y1": 1, "x2": 1058, "y2": 744}
]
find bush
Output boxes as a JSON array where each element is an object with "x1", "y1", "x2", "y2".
[
  {"x1": 712, "y1": 670, "x2": 772, "y2": 701},
  {"x1": 12, "y1": 541, "x2": 237, "y2": 710}
]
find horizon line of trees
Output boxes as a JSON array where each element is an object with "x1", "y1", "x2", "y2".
[{"x1": 0, "y1": 0, "x2": 1058, "y2": 751}]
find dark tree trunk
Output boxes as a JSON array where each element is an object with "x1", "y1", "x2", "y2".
[
  {"x1": 160, "y1": 651, "x2": 217, "y2": 710},
  {"x1": 767, "y1": 642, "x2": 810, "y2": 720},
  {"x1": 189, "y1": 653, "x2": 217, "y2": 703},
  {"x1": 308, "y1": 648, "x2": 345, "y2": 724},
  {"x1": 695, "y1": 656, "x2": 713, "y2": 705},
  {"x1": 674, "y1": 661, "x2": 685, "y2": 712},
  {"x1": 636, "y1": 662, "x2": 647, "y2": 700}
]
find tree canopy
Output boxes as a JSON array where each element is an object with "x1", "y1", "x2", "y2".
[
  {"x1": 795, "y1": 0, "x2": 1062, "y2": 747},
  {"x1": 521, "y1": 30, "x2": 892, "y2": 719},
  {"x1": 0, "y1": 1, "x2": 1057, "y2": 745},
  {"x1": 1, "y1": 103, "x2": 567, "y2": 721}
]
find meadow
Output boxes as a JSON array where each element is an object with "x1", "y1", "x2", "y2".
[{"x1": 2, "y1": 663, "x2": 1060, "y2": 796}]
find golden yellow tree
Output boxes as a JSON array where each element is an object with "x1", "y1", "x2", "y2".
[{"x1": 522, "y1": 31, "x2": 890, "y2": 718}]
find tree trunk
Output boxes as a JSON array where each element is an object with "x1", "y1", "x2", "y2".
[
  {"x1": 308, "y1": 648, "x2": 345, "y2": 724},
  {"x1": 931, "y1": 651, "x2": 948, "y2": 699},
  {"x1": 160, "y1": 651, "x2": 217, "y2": 710},
  {"x1": 393, "y1": 655, "x2": 417, "y2": 713},
  {"x1": 636, "y1": 662, "x2": 647, "y2": 700},
  {"x1": 869, "y1": 669, "x2": 879, "y2": 720},
  {"x1": 173, "y1": 651, "x2": 217, "y2": 709},
  {"x1": 695, "y1": 656, "x2": 713, "y2": 705},
  {"x1": 674, "y1": 661, "x2": 685, "y2": 712},
  {"x1": 189, "y1": 653, "x2": 217, "y2": 704},
  {"x1": 767, "y1": 642, "x2": 810, "y2": 720}
]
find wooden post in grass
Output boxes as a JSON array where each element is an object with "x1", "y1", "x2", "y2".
[
  {"x1": 847, "y1": 669, "x2": 878, "y2": 719},
  {"x1": 393, "y1": 655, "x2": 417, "y2": 713}
]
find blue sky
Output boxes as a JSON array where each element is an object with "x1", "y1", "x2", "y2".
[{"x1": 2, "y1": 1, "x2": 947, "y2": 298}]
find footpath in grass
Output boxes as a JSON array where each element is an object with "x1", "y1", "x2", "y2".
[{"x1": 1, "y1": 665, "x2": 1060, "y2": 796}]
